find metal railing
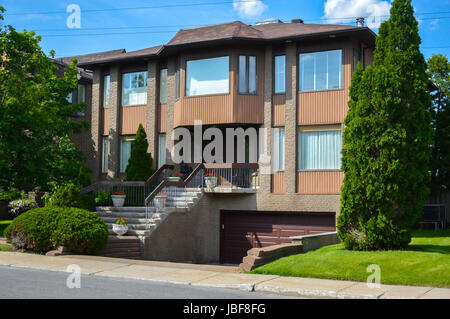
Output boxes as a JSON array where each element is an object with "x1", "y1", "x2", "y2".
[{"x1": 80, "y1": 164, "x2": 174, "y2": 207}]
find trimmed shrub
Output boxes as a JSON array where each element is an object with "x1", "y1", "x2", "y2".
[
  {"x1": 52, "y1": 208, "x2": 108, "y2": 254},
  {"x1": 95, "y1": 190, "x2": 111, "y2": 206},
  {"x1": 125, "y1": 124, "x2": 155, "y2": 181},
  {"x1": 5, "y1": 207, "x2": 61, "y2": 251},
  {"x1": 0, "y1": 220, "x2": 12, "y2": 236}
]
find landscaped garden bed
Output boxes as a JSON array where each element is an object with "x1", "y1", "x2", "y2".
[{"x1": 252, "y1": 229, "x2": 450, "y2": 288}]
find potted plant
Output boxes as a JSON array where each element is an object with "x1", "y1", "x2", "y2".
[
  {"x1": 112, "y1": 215, "x2": 128, "y2": 235},
  {"x1": 204, "y1": 172, "x2": 217, "y2": 189},
  {"x1": 167, "y1": 172, "x2": 182, "y2": 182},
  {"x1": 154, "y1": 191, "x2": 167, "y2": 209},
  {"x1": 111, "y1": 191, "x2": 126, "y2": 207}
]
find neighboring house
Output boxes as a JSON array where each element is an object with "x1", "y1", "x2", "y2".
[
  {"x1": 53, "y1": 49, "x2": 126, "y2": 176},
  {"x1": 74, "y1": 19, "x2": 376, "y2": 264}
]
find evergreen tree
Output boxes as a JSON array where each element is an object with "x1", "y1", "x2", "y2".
[
  {"x1": 337, "y1": 0, "x2": 433, "y2": 250},
  {"x1": 125, "y1": 124, "x2": 155, "y2": 181}
]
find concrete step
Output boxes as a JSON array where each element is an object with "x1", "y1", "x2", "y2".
[
  {"x1": 96, "y1": 206, "x2": 150, "y2": 212},
  {"x1": 100, "y1": 216, "x2": 161, "y2": 224},
  {"x1": 108, "y1": 228, "x2": 151, "y2": 237},
  {"x1": 98, "y1": 235, "x2": 142, "y2": 259},
  {"x1": 106, "y1": 223, "x2": 156, "y2": 231}
]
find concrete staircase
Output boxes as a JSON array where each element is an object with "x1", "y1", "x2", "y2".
[{"x1": 95, "y1": 188, "x2": 203, "y2": 257}]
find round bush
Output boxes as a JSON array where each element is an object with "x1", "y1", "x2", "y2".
[
  {"x1": 52, "y1": 208, "x2": 108, "y2": 254},
  {"x1": 50, "y1": 184, "x2": 82, "y2": 208},
  {"x1": 5, "y1": 207, "x2": 62, "y2": 251}
]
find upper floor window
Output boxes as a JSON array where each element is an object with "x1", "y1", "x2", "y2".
[
  {"x1": 297, "y1": 127, "x2": 342, "y2": 170},
  {"x1": 299, "y1": 49, "x2": 342, "y2": 92},
  {"x1": 103, "y1": 75, "x2": 110, "y2": 108},
  {"x1": 175, "y1": 58, "x2": 180, "y2": 100},
  {"x1": 122, "y1": 71, "x2": 147, "y2": 106},
  {"x1": 159, "y1": 68, "x2": 167, "y2": 104},
  {"x1": 186, "y1": 56, "x2": 229, "y2": 97},
  {"x1": 238, "y1": 55, "x2": 257, "y2": 94},
  {"x1": 77, "y1": 84, "x2": 86, "y2": 103},
  {"x1": 158, "y1": 134, "x2": 166, "y2": 168},
  {"x1": 353, "y1": 49, "x2": 359, "y2": 71},
  {"x1": 274, "y1": 55, "x2": 286, "y2": 94}
]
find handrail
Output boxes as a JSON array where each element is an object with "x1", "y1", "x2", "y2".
[
  {"x1": 80, "y1": 164, "x2": 174, "y2": 195},
  {"x1": 145, "y1": 163, "x2": 204, "y2": 206}
]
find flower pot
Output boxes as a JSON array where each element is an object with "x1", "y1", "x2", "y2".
[
  {"x1": 205, "y1": 176, "x2": 217, "y2": 189},
  {"x1": 111, "y1": 195, "x2": 126, "y2": 207},
  {"x1": 112, "y1": 224, "x2": 128, "y2": 236},
  {"x1": 154, "y1": 196, "x2": 167, "y2": 209}
]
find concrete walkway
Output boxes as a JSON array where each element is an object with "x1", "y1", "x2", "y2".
[{"x1": 0, "y1": 251, "x2": 448, "y2": 299}]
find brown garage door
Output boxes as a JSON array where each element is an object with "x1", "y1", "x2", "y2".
[{"x1": 220, "y1": 210, "x2": 336, "y2": 264}]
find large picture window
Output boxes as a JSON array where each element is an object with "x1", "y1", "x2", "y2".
[
  {"x1": 186, "y1": 56, "x2": 229, "y2": 96},
  {"x1": 298, "y1": 128, "x2": 342, "y2": 170},
  {"x1": 274, "y1": 55, "x2": 286, "y2": 94},
  {"x1": 122, "y1": 71, "x2": 147, "y2": 106},
  {"x1": 299, "y1": 49, "x2": 342, "y2": 91}
]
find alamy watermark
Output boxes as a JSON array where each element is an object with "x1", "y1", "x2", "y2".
[
  {"x1": 66, "y1": 264, "x2": 81, "y2": 289},
  {"x1": 66, "y1": 4, "x2": 81, "y2": 29},
  {"x1": 366, "y1": 264, "x2": 381, "y2": 289}
]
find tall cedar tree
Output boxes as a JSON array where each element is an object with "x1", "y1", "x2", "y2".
[
  {"x1": 125, "y1": 124, "x2": 155, "y2": 181},
  {"x1": 427, "y1": 54, "x2": 450, "y2": 194},
  {"x1": 337, "y1": 0, "x2": 433, "y2": 250},
  {"x1": 0, "y1": 7, "x2": 88, "y2": 190}
]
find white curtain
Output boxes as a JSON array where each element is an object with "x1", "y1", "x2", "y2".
[
  {"x1": 120, "y1": 139, "x2": 132, "y2": 173},
  {"x1": 272, "y1": 128, "x2": 285, "y2": 171},
  {"x1": 298, "y1": 130, "x2": 341, "y2": 170},
  {"x1": 122, "y1": 71, "x2": 148, "y2": 106},
  {"x1": 158, "y1": 134, "x2": 166, "y2": 168},
  {"x1": 274, "y1": 55, "x2": 286, "y2": 93},
  {"x1": 300, "y1": 49, "x2": 342, "y2": 91}
]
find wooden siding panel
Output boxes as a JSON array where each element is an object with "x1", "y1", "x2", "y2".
[
  {"x1": 298, "y1": 41, "x2": 352, "y2": 125},
  {"x1": 272, "y1": 171, "x2": 285, "y2": 193},
  {"x1": 120, "y1": 106, "x2": 147, "y2": 134},
  {"x1": 103, "y1": 108, "x2": 109, "y2": 135},
  {"x1": 174, "y1": 94, "x2": 234, "y2": 127},
  {"x1": 159, "y1": 103, "x2": 167, "y2": 133},
  {"x1": 272, "y1": 94, "x2": 286, "y2": 126},
  {"x1": 297, "y1": 171, "x2": 344, "y2": 194}
]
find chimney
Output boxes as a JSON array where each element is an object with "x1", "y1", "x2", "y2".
[
  {"x1": 291, "y1": 19, "x2": 304, "y2": 24},
  {"x1": 356, "y1": 17, "x2": 365, "y2": 27}
]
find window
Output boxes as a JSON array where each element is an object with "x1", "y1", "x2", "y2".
[
  {"x1": 186, "y1": 56, "x2": 229, "y2": 96},
  {"x1": 176, "y1": 58, "x2": 180, "y2": 100},
  {"x1": 122, "y1": 71, "x2": 147, "y2": 106},
  {"x1": 353, "y1": 49, "x2": 359, "y2": 71},
  {"x1": 160, "y1": 69, "x2": 167, "y2": 104},
  {"x1": 66, "y1": 92, "x2": 73, "y2": 103},
  {"x1": 158, "y1": 134, "x2": 166, "y2": 168},
  {"x1": 238, "y1": 55, "x2": 257, "y2": 94},
  {"x1": 274, "y1": 55, "x2": 286, "y2": 94},
  {"x1": 77, "y1": 84, "x2": 86, "y2": 103},
  {"x1": 299, "y1": 49, "x2": 342, "y2": 91},
  {"x1": 103, "y1": 75, "x2": 110, "y2": 108},
  {"x1": 102, "y1": 137, "x2": 109, "y2": 173},
  {"x1": 120, "y1": 137, "x2": 134, "y2": 173},
  {"x1": 298, "y1": 128, "x2": 342, "y2": 170},
  {"x1": 272, "y1": 128, "x2": 285, "y2": 171}
]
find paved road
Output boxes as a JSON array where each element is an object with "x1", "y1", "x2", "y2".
[{"x1": 0, "y1": 265, "x2": 298, "y2": 299}]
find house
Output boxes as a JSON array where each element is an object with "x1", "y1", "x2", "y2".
[{"x1": 74, "y1": 19, "x2": 376, "y2": 264}]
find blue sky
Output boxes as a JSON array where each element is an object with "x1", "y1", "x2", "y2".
[{"x1": 2, "y1": 0, "x2": 449, "y2": 59}]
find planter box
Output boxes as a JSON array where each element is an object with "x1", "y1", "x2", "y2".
[
  {"x1": 111, "y1": 195, "x2": 126, "y2": 207},
  {"x1": 112, "y1": 224, "x2": 128, "y2": 236},
  {"x1": 205, "y1": 176, "x2": 217, "y2": 189},
  {"x1": 154, "y1": 196, "x2": 167, "y2": 209}
]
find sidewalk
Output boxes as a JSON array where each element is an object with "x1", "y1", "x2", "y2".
[{"x1": 0, "y1": 251, "x2": 448, "y2": 299}]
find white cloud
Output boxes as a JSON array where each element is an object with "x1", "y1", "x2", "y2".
[
  {"x1": 323, "y1": 0, "x2": 391, "y2": 29},
  {"x1": 233, "y1": 0, "x2": 267, "y2": 18}
]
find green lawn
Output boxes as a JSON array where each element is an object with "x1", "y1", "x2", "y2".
[{"x1": 252, "y1": 229, "x2": 450, "y2": 288}]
